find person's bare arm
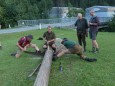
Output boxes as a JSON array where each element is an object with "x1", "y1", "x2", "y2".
[
  {"x1": 17, "y1": 43, "x2": 29, "y2": 51},
  {"x1": 17, "y1": 43, "x2": 24, "y2": 51},
  {"x1": 48, "y1": 39, "x2": 55, "y2": 42}
]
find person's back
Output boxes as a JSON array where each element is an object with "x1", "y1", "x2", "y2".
[
  {"x1": 18, "y1": 36, "x2": 30, "y2": 48},
  {"x1": 63, "y1": 40, "x2": 76, "y2": 49}
]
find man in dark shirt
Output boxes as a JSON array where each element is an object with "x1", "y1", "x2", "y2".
[
  {"x1": 53, "y1": 38, "x2": 97, "y2": 62},
  {"x1": 89, "y1": 10, "x2": 100, "y2": 53},
  {"x1": 43, "y1": 26, "x2": 56, "y2": 52},
  {"x1": 14, "y1": 34, "x2": 40, "y2": 58},
  {"x1": 75, "y1": 13, "x2": 88, "y2": 52}
]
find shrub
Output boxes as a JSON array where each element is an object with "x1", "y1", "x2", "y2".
[{"x1": 108, "y1": 15, "x2": 115, "y2": 32}]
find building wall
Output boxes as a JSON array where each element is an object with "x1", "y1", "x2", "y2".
[
  {"x1": 49, "y1": 7, "x2": 69, "y2": 18},
  {"x1": 49, "y1": 7, "x2": 82, "y2": 18}
]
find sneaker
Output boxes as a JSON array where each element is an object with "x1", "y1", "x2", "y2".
[
  {"x1": 96, "y1": 48, "x2": 99, "y2": 53},
  {"x1": 84, "y1": 58, "x2": 97, "y2": 62},
  {"x1": 89, "y1": 47, "x2": 96, "y2": 53},
  {"x1": 89, "y1": 50, "x2": 97, "y2": 54},
  {"x1": 11, "y1": 53, "x2": 16, "y2": 56}
]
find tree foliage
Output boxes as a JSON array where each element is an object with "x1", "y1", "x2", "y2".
[
  {"x1": 0, "y1": 0, "x2": 115, "y2": 28},
  {"x1": 108, "y1": 15, "x2": 115, "y2": 32}
]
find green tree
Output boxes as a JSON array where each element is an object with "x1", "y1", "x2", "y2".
[
  {"x1": 38, "y1": 0, "x2": 53, "y2": 19},
  {"x1": 108, "y1": 15, "x2": 115, "y2": 32}
]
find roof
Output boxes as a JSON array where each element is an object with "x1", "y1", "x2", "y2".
[{"x1": 86, "y1": 6, "x2": 115, "y2": 9}]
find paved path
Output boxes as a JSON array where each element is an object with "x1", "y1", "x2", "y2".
[{"x1": 0, "y1": 22, "x2": 74, "y2": 34}]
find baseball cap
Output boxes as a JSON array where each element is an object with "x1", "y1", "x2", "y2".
[{"x1": 27, "y1": 34, "x2": 33, "y2": 39}]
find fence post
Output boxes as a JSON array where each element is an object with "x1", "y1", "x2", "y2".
[{"x1": 39, "y1": 23, "x2": 41, "y2": 29}]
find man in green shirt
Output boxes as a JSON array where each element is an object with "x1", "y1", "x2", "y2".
[
  {"x1": 53, "y1": 38, "x2": 97, "y2": 62},
  {"x1": 43, "y1": 26, "x2": 56, "y2": 52}
]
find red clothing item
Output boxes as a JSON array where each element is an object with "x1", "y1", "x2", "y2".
[{"x1": 18, "y1": 37, "x2": 31, "y2": 48}]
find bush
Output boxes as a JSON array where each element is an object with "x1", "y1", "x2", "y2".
[{"x1": 108, "y1": 15, "x2": 115, "y2": 32}]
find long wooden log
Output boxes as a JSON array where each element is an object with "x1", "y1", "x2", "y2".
[
  {"x1": 33, "y1": 47, "x2": 53, "y2": 86},
  {"x1": 0, "y1": 42, "x2": 2, "y2": 49}
]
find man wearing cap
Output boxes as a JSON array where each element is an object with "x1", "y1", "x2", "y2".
[
  {"x1": 14, "y1": 34, "x2": 40, "y2": 58},
  {"x1": 53, "y1": 38, "x2": 97, "y2": 62},
  {"x1": 43, "y1": 26, "x2": 56, "y2": 53},
  {"x1": 74, "y1": 13, "x2": 88, "y2": 52}
]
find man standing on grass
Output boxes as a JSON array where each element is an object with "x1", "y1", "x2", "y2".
[
  {"x1": 74, "y1": 13, "x2": 88, "y2": 52},
  {"x1": 53, "y1": 38, "x2": 97, "y2": 62},
  {"x1": 11, "y1": 34, "x2": 41, "y2": 58},
  {"x1": 43, "y1": 26, "x2": 56, "y2": 54},
  {"x1": 89, "y1": 10, "x2": 100, "y2": 53}
]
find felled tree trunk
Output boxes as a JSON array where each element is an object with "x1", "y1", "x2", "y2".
[
  {"x1": 34, "y1": 47, "x2": 53, "y2": 86},
  {"x1": 0, "y1": 42, "x2": 2, "y2": 49}
]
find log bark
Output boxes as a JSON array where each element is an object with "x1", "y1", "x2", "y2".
[
  {"x1": 33, "y1": 47, "x2": 53, "y2": 86},
  {"x1": 0, "y1": 42, "x2": 2, "y2": 49}
]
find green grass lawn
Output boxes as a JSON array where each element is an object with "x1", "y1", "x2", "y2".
[{"x1": 0, "y1": 28, "x2": 115, "y2": 86}]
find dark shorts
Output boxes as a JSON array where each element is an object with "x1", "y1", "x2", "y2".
[{"x1": 89, "y1": 30, "x2": 98, "y2": 40}]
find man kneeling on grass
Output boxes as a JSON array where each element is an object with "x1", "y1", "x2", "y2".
[
  {"x1": 11, "y1": 34, "x2": 41, "y2": 58},
  {"x1": 53, "y1": 38, "x2": 97, "y2": 62}
]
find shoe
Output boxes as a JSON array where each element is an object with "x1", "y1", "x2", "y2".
[
  {"x1": 11, "y1": 53, "x2": 16, "y2": 56},
  {"x1": 37, "y1": 37, "x2": 43, "y2": 40},
  {"x1": 89, "y1": 47, "x2": 96, "y2": 53},
  {"x1": 36, "y1": 50, "x2": 41, "y2": 53},
  {"x1": 84, "y1": 58, "x2": 97, "y2": 62},
  {"x1": 89, "y1": 50, "x2": 97, "y2": 54},
  {"x1": 96, "y1": 48, "x2": 99, "y2": 53},
  {"x1": 52, "y1": 54, "x2": 57, "y2": 61},
  {"x1": 53, "y1": 53, "x2": 56, "y2": 56}
]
